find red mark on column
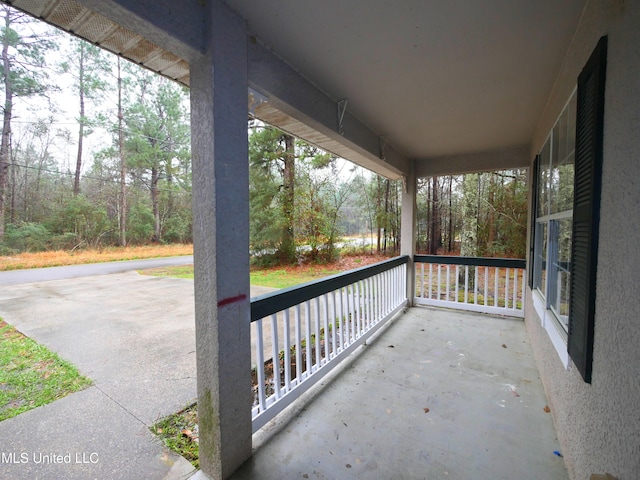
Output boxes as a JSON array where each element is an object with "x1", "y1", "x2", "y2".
[{"x1": 217, "y1": 294, "x2": 247, "y2": 307}]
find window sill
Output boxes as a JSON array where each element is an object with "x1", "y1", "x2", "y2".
[{"x1": 532, "y1": 290, "x2": 570, "y2": 369}]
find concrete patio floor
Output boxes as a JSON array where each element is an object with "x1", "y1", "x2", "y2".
[{"x1": 231, "y1": 306, "x2": 567, "y2": 480}]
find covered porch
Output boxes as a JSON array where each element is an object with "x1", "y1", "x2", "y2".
[
  {"x1": 3, "y1": 1, "x2": 638, "y2": 479},
  {"x1": 233, "y1": 304, "x2": 564, "y2": 479},
  {"x1": 214, "y1": 253, "x2": 561, "y2": 479}
]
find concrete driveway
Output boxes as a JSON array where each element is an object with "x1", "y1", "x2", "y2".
[{"x1": 0, "y1": 262, "x2": 273, "y2": 479}]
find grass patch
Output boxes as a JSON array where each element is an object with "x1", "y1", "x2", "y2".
[
  {"x1": 140, "y1": 264, "x2": 342, "y2": 289},
  {"x1": 151, "y1": 403, "x2": 199, "y2": 468},
  {"x1": 140, "y1": 265, "x2": 195, "y2": 279},
  {"x1": 0, "y1": 244, "x2": 193, "y2": 271},
  {"x1": 0, "y1": 319, "x2": 92, "y2": 422},
  {"x1": 139, "y1": 253, "x2": 390, "y2": 288},
  {"x1": 249, "y1": 267, "x2": 340, "y2": 289}
]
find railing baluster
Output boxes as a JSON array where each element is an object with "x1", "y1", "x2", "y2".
[
  {"x1": 390, "y1": 269, "x2": 395, "y2": 308},
  {"x1": 428, "y1": 263, "x2": 433, "y2": 299},
  {"x1": 331, "y1": 290, "x2": 337, "y2": 358},
  {"x1": 354, "y1": 281, "x2": 361, "y2": 338},
  {"x1": 391, "y1": 267, "x2": 395, "y2": 307},
  {"x1": 474, "y1": 266, "x2": 478, "y2": 305},
  {"x1": 505, "y1": 268, "x2": 511, "y2": 309},
  {"x1": 322, "y1": 294, "x2": 329, "y2": 365},
  {"x1": 384, "y1": 270, "x2": 389, "y2": 314},
  {"x1": 455, "y1": 265, "x2": 459, "y2": 303},
  {"x1": 390, "y1": 268, "x2": 395, "y2": 310},
  {"x1": 400, "y1": 265, "x2": 404, "y2": 303},
  {"x1": 403, "y1": 263, "x2": 408, "y2": 301},
  {"x1": 295, "y1": 304, "x2": 302, "y2": 383},
  {"x1": 338, "y1": 286, "x2": 345, "y2": 351},
  {"x1": 314, "y1": 297, "x2": 321, "y2": 369},
  {"x1": 270, "y1": 314, "x2": 281, "y2": 399},
  {"x1": 484, "y1": 266, "x2": 488, "y2": 306},
  {"x1": 464, "y1": 266, "x2": 469, "y2": 304},
  {"x1": 379, "y1": 271, "x2": 385, "y2": 317},
  {"x1": 377, "y1": 273, "x2": 385, "y2": 319},
  {"x1": 304, "y1": 300, "x2": 313, "y2": 377},
  {"x1": 521, "y1": 271, "x2": 526, "y2": 311},
  {"x1": 494, "y1": 267, "x2": 499, "y2": 307},
  {"x1": 304, "y1": 301, "x2": 312, "y2": 377},
  {"x1": 255, "y1": 319, "x2": 266, "y2": 411},
  {"x1": 365, "y1": 277, "x2": 372, "y2": 330},
  {"x1": 376, "y1": 273, "x2": 382, "y2": 321},
  {"x1": 283, "y1": 309, "x2": 291, "y2": 391},
  {"x1": 446, "y1": 265, "x2": 450, "y2": 301},
  {"x1": 345, "y1": 286, "x2": 351, "y2": 344},
  {"x1": 513, "y1": 268, "x2": 518, "y2": 310}
]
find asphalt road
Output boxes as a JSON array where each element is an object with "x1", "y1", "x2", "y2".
[{"x1": 0, "y1": 255, "x2": 194, "y2": 286}]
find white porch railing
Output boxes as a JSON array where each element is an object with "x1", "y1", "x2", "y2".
[
  {"x1": 250, "y1": 256, "x2": 408, "y2": 432},
  {"x1": 414, "y1": 255, "x2": 526, "y2": 317}
]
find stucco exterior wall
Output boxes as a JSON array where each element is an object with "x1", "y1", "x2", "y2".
[{"x1": 525, "y1": 1, "x2": 640, "y2": 479}]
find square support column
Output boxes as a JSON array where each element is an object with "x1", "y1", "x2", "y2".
[
  {"x1": 401, "y1": 161, "x2": 417, "y2": 305},
  {"x1": 189, "y1": 2, "x2": 251, "y2": 478}
]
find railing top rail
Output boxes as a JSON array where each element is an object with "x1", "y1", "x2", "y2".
[
  {"x1": 414, "y1": 255, "x2": 526, "y2": 269},
  {"x1": 250, "y1": 255, "x2": 409, "y2": 322}
]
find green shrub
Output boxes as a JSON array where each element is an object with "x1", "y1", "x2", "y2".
[
  {"x1": 3, "y1": 223, "x2": 52, "y2": 252},
  {"x1": 127, "y1": 202, "x2": 155, "y2": 245},
  {"x1": 46, "y1": 195, "x2": 112, "y2": 249}
]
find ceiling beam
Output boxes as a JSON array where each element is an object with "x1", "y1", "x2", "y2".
[
  {"x1": 248, "y1": 40, "x2": 410, "y2": 179},
  {"x1": 415, "y1": 145, "x2": 531, "y2": 178},
  {"x1": 63, "y1": 0, "x2": 203, "y2": 60}
]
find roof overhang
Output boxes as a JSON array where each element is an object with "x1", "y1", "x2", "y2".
[{"x1": 2, "y1": 0, "x2": 587, "y2": 179}]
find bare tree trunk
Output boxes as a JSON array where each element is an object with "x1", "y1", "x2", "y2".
[
  {"x1": 448, "y1": 176, "x2": 453, "y2": 253},
  {"x1": 280, "y1": 133, "x2": 296, "y2": 263},
  {"x1": 430, "y1": 176, "x2": 441, "y2": 254},
  {"x1": 151, "y1": 165, "x2": 160, "y2": 242},
  {"x1": 461, "y1": 173, "x2": 479, "y2": 286},
  {"x1": 488, "y1": 173, "x2": 495, "y2": 254},
  {"x1": 360, "y1": 174, "x2": 375, "y2": 255},
  {"x1": 0, "y1": 15, "x2": 13, "y2": 239},
  {"x1": 22, "y1": 160, "x2": 28, "y2": 220},
  {"x1": 118, "y1": 57, "x2": 127, "y2": 246},
  {"x1": 426, "y1": 178, "x2": 431, "y2": 252},
  {"x1": 9, "y1": 148, "x2": 15, "y2": 224},
  {"x1": 376, "y1": 176, "x2": 382, "y2": 253},
  {"x1": 73, "y1": 43, "x2": 85, "y2": 195},
  {"x1": 383, "y1": 178, "x2": 390, "y2": 254},
  {"x1": 394, "y1": 181, "x2": 400, "y2": 254}
]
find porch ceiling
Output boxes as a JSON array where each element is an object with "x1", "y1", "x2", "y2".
[
  {"x1": 3, "y1": 0, "x2": 586, "y2": 176},
  {"x1": 227, "y1": 0, "x2": 586, "y2": 161}
]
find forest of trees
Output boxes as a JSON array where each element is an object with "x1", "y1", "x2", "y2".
[{"x1": 0, "y1": 6, "x2": 528, "y2": 261}]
